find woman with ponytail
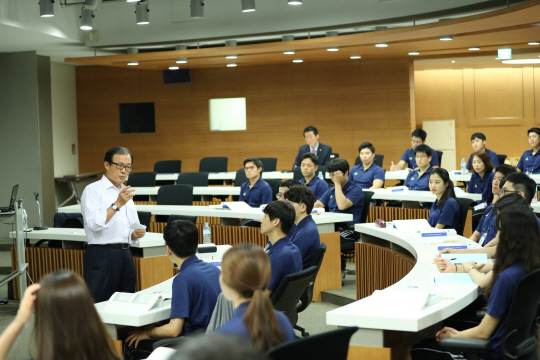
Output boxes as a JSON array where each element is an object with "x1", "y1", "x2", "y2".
[{"x1": 215, "y1": 243, "x2": 295, "y2": 351}]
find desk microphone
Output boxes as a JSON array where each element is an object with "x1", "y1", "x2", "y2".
[{"x1": 33, "y1": 192, "x2": 48, "y2": 231}]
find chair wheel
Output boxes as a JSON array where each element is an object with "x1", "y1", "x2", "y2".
[{"x1": 302, "y1": 332, "x2": 310, "y2": 338}]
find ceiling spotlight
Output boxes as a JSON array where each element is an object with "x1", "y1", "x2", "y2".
[
  {"x1": 283, "y1": 50, "x2": 295, "y2": 55},
  {"x1": 375, "y1": 42, "x2": 388, "y2": 47},
  {"x1": 136, "y1": 1, "x2": 149, "y2": 25},
  {"x1": 227, "y1": 63, "x2": 237, "y2": 67},
  {"x1": 176, "y1": 45, "x2": 187, "y2": 51},
  {"x1": 468, "y1": 47, "x2": 480, "y2": 51},
  {"x1": 241, "y1": 0, "x2": 255, "y2": 12},
  {"x1": 439, "y1": 35, "x2": 453, "y2": 41},
  {"x1": 225, "y1": 40, "x2": 237, "y2": 47},
  {"x1": 84, "y1": 0, "x2": 102, "y2": 11},
  {"x1": 288, "y1": 0, "x2": 302, "y2": 4},
  {"x1": 175, "y1": 45, "x2": 187, "y2": 63},
  {"x1": 176, "y1": 58, "x2": 187, "y2": 63},
  {"x1": 451, "y1": 60, "x2": 456, "y2": 63},
  {"x1": 40, "y1": 0, "x2": 54, "y2": 17},
  {"x1": 127, "y1": 48, "x2": 138, "y2": 54},
  {"x1": 191, "y1": 0, "x2": 204, "y2": 18},
  {"x1": 293, "y1": 59, "x2": 303, "y2": 63},
  {"x1": 80, "y1": 7, "x2": 94, "y2": 30},
  {"x1": 169, "y1": 66, "x2": 179, "y2": 70},
  {"x1": 528, "y1": 41, "x2": 540, "y2": 45},
  {"x1": 326, "y1": 31, "x2": 339, "y2": 37},
  {"x1": 327, "y1": 47, "x2": 339, "y2": 51},
  {"x1": 282, "y1": 35, "x2": 294, "y2": 42},
  {"x1": 408, "y1": 51, "x2": 420, "y2": 55},
  {"x1": 350, "y1": 55, "x2": 361, "y2": 59},
  {"x1": 127, "y1": 61, "x2": 138, "y2": 65},
  {"x1": 375, "y1": 26, "x2": 388, "y2": 31},
  {"x1": 226, "y1": 54, "x2": 237, "y2": 59}
]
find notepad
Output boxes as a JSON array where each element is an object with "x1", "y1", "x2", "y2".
[
  {"x1": 434, "y1": 273, "x2": 476, "y2": 285},
  {"x1": 441, "y1": 254, "x2": 488, "y2": 264},
  {"x1": 369, "y1": 290, "x2": 431, "y2": 312},
  {"x1": 221, "y1": 201, "x2": 255, "y2": 211},
  {"x1": 393, "y1": 219, "x2": 432, "y2": 232}
]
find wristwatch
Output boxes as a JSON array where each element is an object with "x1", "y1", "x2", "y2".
[
  {"x1": 467, "y1": 265, "x2": 475, "y2": 273},
  {"x1": 111, "y1": 203, "x2": 120, "y2": 212}
]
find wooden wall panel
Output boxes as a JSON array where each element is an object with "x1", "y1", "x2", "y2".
[
  {"x1": 474, "y1": 68, "x2": 524, "y2": 119},
  {"x1": 76, "y1": 59, "x2": 413, "y2": 174},
  {"x1": 415, "y1": 70, "x2": 464, "y2": 121}
]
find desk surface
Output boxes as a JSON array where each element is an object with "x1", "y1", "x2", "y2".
[
  {"x1": 156, "y1": 171, "x2": 294, "y2": 181},
  {"x1": 326, "y1": 223, "x2": 481, "y2": 332},
  {"x1": 364, "y1": 188, "x2": 481, "y2": 202},
  {"x1": 132, "y1": 186, "x2": 240, "y2": 196},
  {"x1": 54, "y1": 172, "x2": 102, "y2": 181}
]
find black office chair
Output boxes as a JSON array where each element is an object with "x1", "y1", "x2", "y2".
[
  {"x1": 156, "y1": 185, "x2": 194, "y2": 222},
  {"x1": 127, "y1": 172, "x2": 157, "y2": 202},
  {"x1": 265, "y1": 179, "x2": 282, "y2": 202},
  {"x1": 199, "y1": 157, "x2": 228, "y2": 173},
  {"x1": 354, "y1": 156, "x2": 361, "y2": 166},
  {"x1": 154, "y1": 160, "x2": 182, "y2": 174},
  {"x1": 167, "y1": 214, "x2": 197, "y2": 225},
  {"x1": 176, "y1": 172, "x2": 209, "y2": 201},
  {"x1": 440, "y1": 268, "x2": 540, "y2": 360},
  {"x1": 456, "y1": 197, "x2": 475, "y2": 236},
  {"x1": 497, "y1": 154, "x2": 507, "y2": 165},
  {"x1": 296, "y1": 243, "x2": 327, "y2": 337},
  {"x1": 270, "y1": 266, "x2": 319, "y2": 328},
  {"x1": 374, "y1": 154, "x2": 384, "y2": 168},
  {"x1": 234, "y1": 168, "x2": 248, "y2": 187},
  {"x1": 435, "y1": 150, "x2": 443, "y2": 166},
  {"x1": 293, "y1": 166, "x2": 303, "y2": 181},
  {"x1": 137, "y1": 211, "x2": 152, "y2": 229},
  {"x1": 35, "y1": 213, "x2": 84, "y2": 248},
  {"x1": 266, "y1": 326, "x2": 358, "y2": 360},
  {"x1": 259, "y1": 158, "x2": 277, "y2": 172}
]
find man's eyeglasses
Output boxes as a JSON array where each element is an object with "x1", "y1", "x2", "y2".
[
  {"x1": 499, "y1": 189, "x2": 519, "y2": 197},
  {"x1": 110, "y1": 161, "x2": 133, "y2": 172},
  {"x1": 276, "y1": 193, "x2": 284, "y2": 200}
]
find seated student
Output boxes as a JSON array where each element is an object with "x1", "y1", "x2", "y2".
[
  {"x1": 215, "y1": 244, "x2": 295, "y2": 351},
  {"x1": 261, "y1": 201, "x2": 302, "y2": 295},
  {"x1": 468, "y1": 151, "x2": 495, "y2": 205},
  {"x1": 239, "y1": 157, "x2": 273, "y2": 207},
  {"x1": 466, "y1": 132, "x2": 499, "y2": 171},
  {"x1": 298, "y1": 152, "x2": 329, "y2": 200},
  {"x1": 390, "y1": 129, "x2": 439, "y2": 171},
  {"x1": 403, "y1": 144, "x2": 434, "y2": 191},
  {"x1": 314, "y1": 158, "x2": 365, "y2": 226},
  {"x1": 276, "y1": 179, "x2": 301, "y2": 201},
  {"x1": 169, "y1": 334, "x2": 266, "y2": 360},
  {"x1": 517, "y1": 127, "x2": 540, "y2": 174},
  {"x1": 414, "y1": 204, "x2": 540, "y2": 360},
  {"x1": 126, "y1": 220, "x2": 221, "y2": 357},
  {"x1": 293, "y1": 125, "x2": 333, "y2": 169},
  {"x1": 283, "y1": 185, "x2": 321, "y2": 269},
  {"x1": 349, "y1": 141, "x2": 385, "y2": 189},
  {"x1": 0, "y1": 270, "x2": 120, "y2": 360},
  {"x1": 427, "y1": 168, "x2": 460, "y2": 231},
  {"x1": 490, "y1": 164, "x2": 517, "y2": 204}
]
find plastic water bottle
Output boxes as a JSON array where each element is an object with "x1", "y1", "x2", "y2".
[
  {"x1": 460, "y1": 158, "x2": 467, "y2": 174},
  {"x1": 318, "y1": 172, "x2": 324, "y2": 181},
  {"x1": 203, "y1": 223, "x2": 211, "y2": 244},
  {"x1": 533, "y1": 187, "x2": 538, "y2": 205}
]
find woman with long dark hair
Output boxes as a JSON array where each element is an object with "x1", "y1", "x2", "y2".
[
  {"x1": 0, "y1": 270, "x2": 120, "y2": 360},
  {"x1": 215, "y1": 243, "x2": 295, "y2": 352},
  {"x1": 468, "y1": 151, "x2": 495, "y2": 205},
  {"x1": 427, "y1": 168, "x2": 460, "y2": 231}
]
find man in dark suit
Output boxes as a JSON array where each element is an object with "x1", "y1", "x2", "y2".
[{"x1": 292, "y1": 125, "x2": 333, "y2": 169}]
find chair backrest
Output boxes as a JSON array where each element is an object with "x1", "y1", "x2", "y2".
[
  {"x1": 265, "y1": 326, "x2": 358, "y2": 360},
  {"x1": 374, "y1": 154, "x2": 384, "y2": 168},
  {"x1": 199, "y1": 157, "x2": 228, "y2": 172},
  {"x1": 126, "y1": 172, "x2": 156, "y2": 187},
  {"x1": 154, "y1": 160, "x2": 181, "y2": 173},
  {"x1": 259, "y1": 158, "x2": 277, "y2": 172},
  {"x1": 456, "y1": 197, "x2": 474, "y2": 236},
  {"x1": 361, "y1": 191, "x2": 374, "y2": 224},
  {"x1": 270, "y1": 266, "x2": 318, "y2": 326},
  {"x1": 167, "y1": 214, "x2": 197, "y2": 225},
  {"x1": 137, "y1": 211, "x2": 152, "y2": 228},
  {"x1": 297, "y1": 243, "x2": 327, "y2": 313},
  {"x1": 265, "y1": 179, "x2": 282, "y2": 202},
  {"x1": 234, "y1": 168, "x2": 249, "y2": 186},
  {"x1": 53, "y1": 213, "x2": 84, "y2": 228},
  {"x1": 329, "y1": 153, "x2": 339, "y2": 160},
  {"x1": 501, "y1": 268, "x2": 540, "y2": 360},
  {"x1": 355, "y1": 156, "x2": 361, "y2": 166},
  {"x1": 176, "y1": 172, "x2": 209, "y2": 187},
  {"x1": 293, "y1": 166, "x2": 303, "y2": 181},
  {"x1": 497, "y1": 154, "x2": 507, "y2": 165},
  {"x1": 435, "y1": 150, "x2": 443, "y2": 166},
  {"x1": 157, "y1": 184, "x2": 194, "y2": 206}
]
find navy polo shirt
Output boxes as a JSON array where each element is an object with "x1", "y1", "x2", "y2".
[
  {"x1": 467, "y1": 171, "x2": 495, "y2": 205},
  {"x1": 486, "y1": 263, "x2": 526, "y2": 360},
  {"x1": 170, "y1": 255, "x2": 221, "y2": 335},
  {"x1": 404, "y1": 167, "x2": 433, "y2": 191},
  {"x1": 299, "y1": 176, "x2": 329, "y2": 200},
  {"x1": 215, "y1": 301, "x2": 296, "y2": 341},
  {"x1": 319, "y1": 180, "x2": 364, "y2": 225},
  {"x1": 288, "y1": 216, "x2": 321, "y2": 269},
  {"x1": 475, "y1": 205, "x2": 497, "y2": 247},
  {"x1": 400, "y1": 148, "x2": 439, "y2": 169},
  {"x1": 428, "y1": 197, "x2": 460, "y2": 231},
  {"x1": 517, "y1": 149, "x2": 540, "y2": 174},
  {"x1": 267, "y1": 237, "x2": 302, "y2": 291},
  {"x1": 239, "y1": 178, "x2": 273, "y2": 207},
  {"x1": 466, "y1": 149, "x2": 499, "y2": 170},
  {"x1": 348, "y1": 163, "x2": 385, "y2": 189}
]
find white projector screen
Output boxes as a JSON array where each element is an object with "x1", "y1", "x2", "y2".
[{"x1": 209, "y1": 97, "x2": 247, "y2": 131}]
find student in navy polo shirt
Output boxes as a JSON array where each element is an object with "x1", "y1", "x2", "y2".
[
  {"x1": 261, "y1": 201, "x2": 302, "y2": 294},
  {"x1": 125, "y1": 220, "x2": 221, "y2": 356},
  {"x1": 283, "y1": 185, "x2": 321, "y2": 269},
  {"x1": 239, "y1": 157, "x2": 273, "y2": 207},
  {"x1": 314, "y1": 158, "x2": 364, "y2": 225},
  {"x1": 403, "y1": 144, "x2": 433, "y2": 191},
  {"x1": 276, "y1": 179, "x2": 301, "y2": 201},
  {"x1": 517, "y1": 127, "x2": 540, "y2": 174},
  {"x1": 349, "y1": 141, "x2": 385, "y2": 189},
  {"x1": 468, "y1": 151, "x2": 495, "y2": 205},
  {"x1": 427, "y1": 168, "x2": 460, "y2": 231},
  {"x1": 298, "y1": 152, "x2": 329, "y2": 200},
  {"x1": 216, "y1": 243, "x2": 295, "y2": 351},
  {"x1": 416, "y1": 205, "x2": 540, "y2": 360},
  {"x1": 390, "y1": 129, "x2": 439, "y2": 171},
  {"x1": 466, "y1": 133, "x2": 499, "y2": 171}
]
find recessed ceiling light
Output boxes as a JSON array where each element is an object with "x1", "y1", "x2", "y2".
[
  {"x1": 127, "y1": 61, "x2": 138, "y2": 66},
  {"x1": 226, "y1": 55, "x2": 237, "y2": 59},
  {"x1": 469, "y1": 47, "x2": 480, "y2": 51},
  {"x1": 451, "y1": 60, "x2": 456, "y2": 63},
  {"x1": 288, "y1": 0, "x2": 302, "y2": 4},
  {"x1": 503, "y1": 59, "x2": 540, "y2": 64},
  {"x1": 227, "y1": 63, "x2": 237, "y2": 67},
  {"x1": 169, "y1": 66, "x2": 179, "y2": 70},
  {"x1": 408, "y1": 51, "x2": 420, "y2": 55},
  {"x1": 293, "y1": 59, "x2": 303, "y2": 63},
  {"x1": 529, "y1": 41, "x2": 540, "y2": 45},
  {"x1": 350, "y1": 55, "x2": 361, "y2": 59},
  {"x1": 176, "y1": 58, "x2": 187, "y2": 63},
  {"x1": 327, "y1": 47, "x2": 339, "y2": 51},
  {"x1": 439, "y1": 35, "x2": 453, "y2": 41},
  {"x1": 241, "y1": 0, "x2": 255, "y2": 12},
  {"x1": 375, "y1": 42, "x2": 388, "y2": 47},
  {"x1": 283, "y1": 50, "x2": 295, "y2": 55}
]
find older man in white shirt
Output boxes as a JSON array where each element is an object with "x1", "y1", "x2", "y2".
[{"x1": 81, "y1": 147, "x2": 146, "y2": 302}]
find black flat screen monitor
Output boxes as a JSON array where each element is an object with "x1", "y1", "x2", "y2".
[{"x1": 119, "y1": 102, "x2": 155, "y2": 134}]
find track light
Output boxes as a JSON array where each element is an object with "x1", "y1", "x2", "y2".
[
  {"x1": 227, "y1": 63, "x2": 237, "y2": 67},
  {"x1": 288, "y1": 0, "x2": 302, "y2": 4},
  {"x1": 283, "y1": 50, "x2": 294, "y2": 55},
  {"x1": 225, "y1": 40, "x2": 237, "y2": 47},
  {"x1": 439, "y1": 35, "x2": 453, "y2": 41},
  {"x1": 241, "y1": 0, "x2": 255, "y2": 12},
  {"x1": 226, "y1": 55, "x2": 237, "y2": 59},
  {"x1": 80, "y1": 7, "x2": 94, "y2": 30},
  {"x1": 169, "y1": 66, "x2": 179, "y2": 70},
  {"x1": 469, "y1": 47, "x2": 480, "y2": 51},
  {"x1": 375, "y1": 42, "x2": 388, "y2": 47},
  {"x1": 408, "y1": 51, "x2": 420, "y2": 55},
  {"x1": 84, "y1": 0, "x2": 102, "y2": 11},
  {"x1": 127, "y1": 61, "x2": 138, "y2": 65},
  {"x1": 191, "y1": 0, "x2": 204, "y2": 18},
  {"x1": 327, "y1": 47, "x2": 339, "y2": 51},
  {"x1": 350, "y1": 55, "x2": 361, "y2": 59},
  {"x1": 293, "y1": 59, "x2": 303, "y2": 63},
  {"x1": 127, "y1": 48, "x2": 138, "y2": 54},
  {"x1": 175, "y1": 45, "x2": 187, "y2": 63},
  {"x1": 136, "y1": 1, "x2": 149, "y2": 25},
  {"x1": 40, "y1": 0, "x2": 54, "y2": 17},
  {"x1": 528, "y1": 41, "x2": 540, "y2": 45}
]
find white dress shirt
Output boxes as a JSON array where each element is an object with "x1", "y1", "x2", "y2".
[
  {"x1": 310, "y1": 142, "x2": 319, "y2": 154},
  {"x1": 80, "y1": 175, "x2": 140, "y2": 245}
]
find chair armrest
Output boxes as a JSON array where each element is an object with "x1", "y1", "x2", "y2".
[
  {"x1": 152, "y1": 337, "x2": 185, "y2": 350},
  {"x1": 476, "y1": 310, "x2": 487, "y2": 319},
  {"x1": 439, "y1": 337, "x2": 490, "y2": 353}
]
